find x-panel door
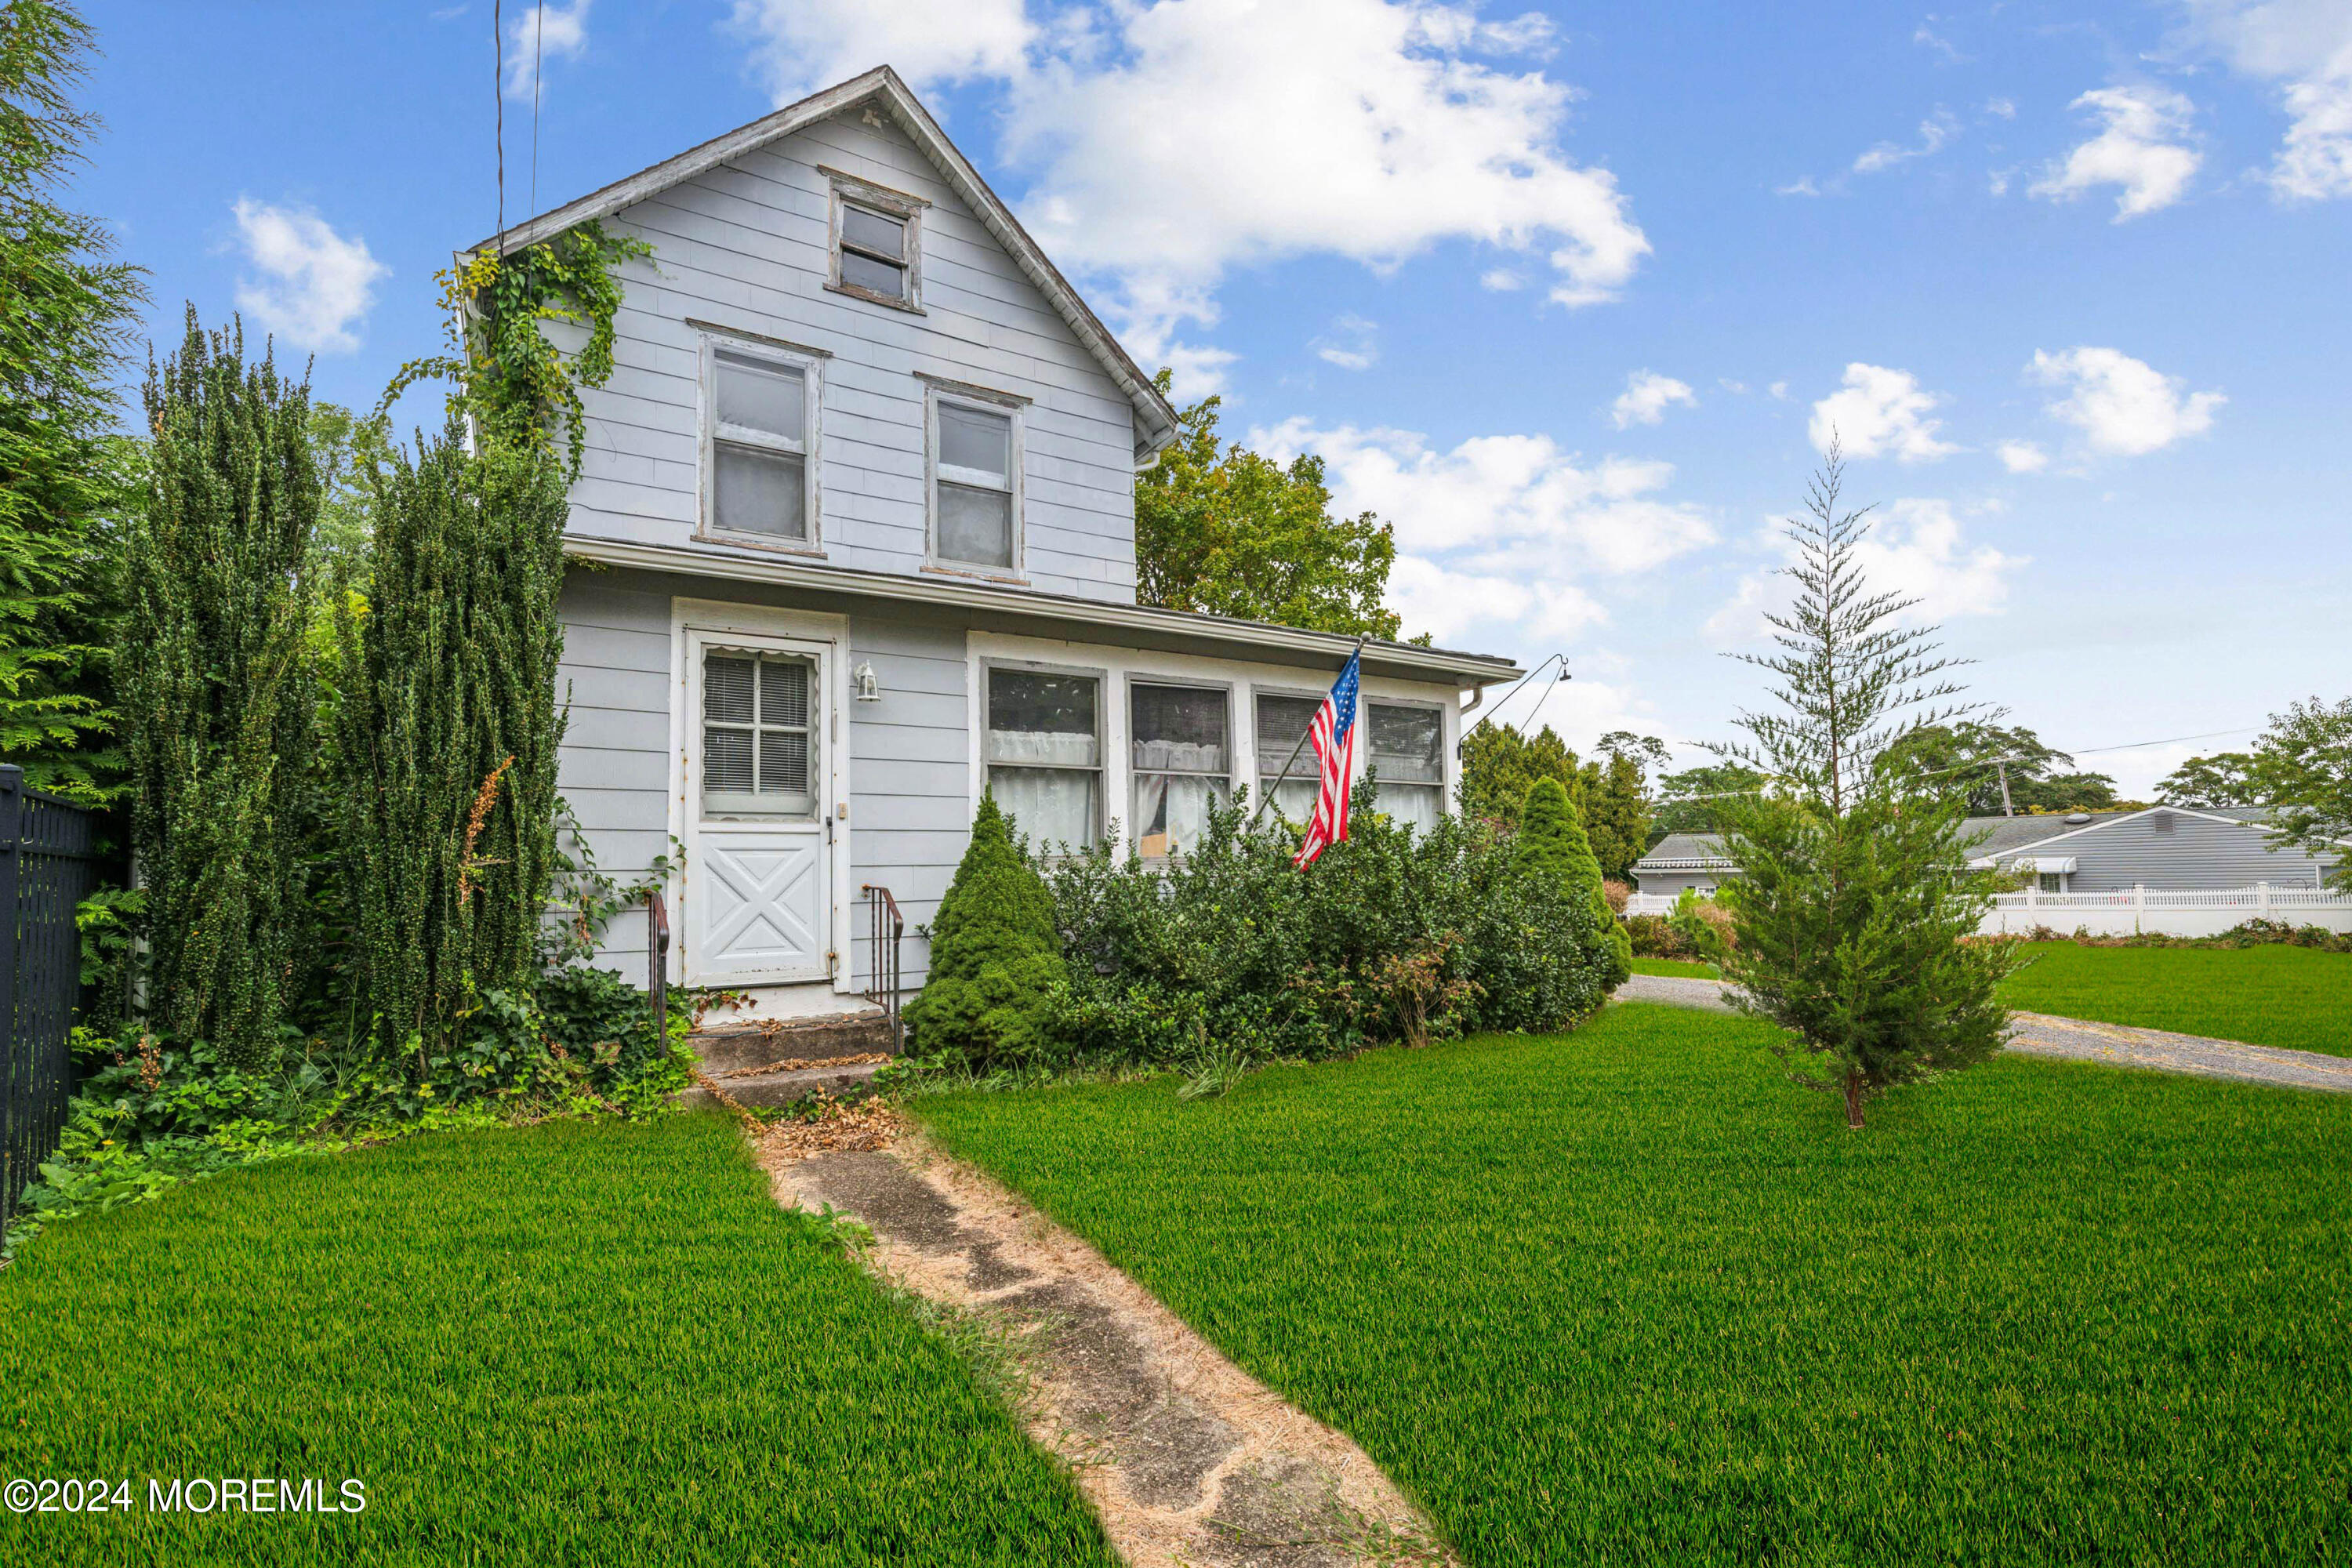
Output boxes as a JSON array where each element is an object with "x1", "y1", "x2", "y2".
[{"x1": 685, "y1": 630, "x2": 833, "y2": 986}]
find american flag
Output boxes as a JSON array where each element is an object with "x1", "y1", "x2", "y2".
[{"x1": 1293, "y1": 651, "x2": 1361, "y2": 869}]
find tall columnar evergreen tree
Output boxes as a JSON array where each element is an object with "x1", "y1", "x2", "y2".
[
  {"x1": 1515, "y1": 776, "x2": 1629, "y2": 988},
  {"x1": 904, "y1": 794, "x2": 1065, "y2": 1069},
  {"x1": 332, "y1": 416, "x2": 568, "y2": 1070},
  {"x1": 119, "y1": 314, "x2": 318, "y2": 1067},
  {"x1": 1713, "y1": 445, "x2": 2017, "y2": 1128},
  {"x1": 0, "y1": 0, "x2": 147, "y2": 802}
]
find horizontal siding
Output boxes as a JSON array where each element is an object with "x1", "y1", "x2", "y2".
[
  {"x1": 2064, "y1": 811, "x2": 2336, "y2": 891},
  {"x1": 568, "y1": 107, "x2": 1138, "y2": 603},
  {"x1": 553, "y1": 576, "x2": 675, "y2": 976}
]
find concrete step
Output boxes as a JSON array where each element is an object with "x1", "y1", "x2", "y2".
[
  {"x1": 682, "y1": 1058, "x2": 887, "y2": 1109},
  {"x1": 689, "y1": 1009, "x2": 897, "y2": 1076}
]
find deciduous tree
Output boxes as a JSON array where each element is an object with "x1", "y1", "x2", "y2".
[
  {"x1": 1135, "y1": 376, "x2": 1401, "y2": 638},
  {"x1": 2158, "y1": 750, "x2": 2260, "y2": 808},
  {"x1": 2249, "y1": 698, "x2": 2352, "y2": 891}
]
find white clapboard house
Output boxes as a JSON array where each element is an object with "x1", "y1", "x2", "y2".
[{"x1": 477, "y1": 67, "x2": 1519, "y2": 1019}]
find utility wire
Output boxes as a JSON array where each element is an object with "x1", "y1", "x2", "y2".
[
  {"x1": 493, "y1": 0, "x2": 505, "y2": 251},
  {"x1": 530, "y1": 0, "x2": 544, "y2": 213}
]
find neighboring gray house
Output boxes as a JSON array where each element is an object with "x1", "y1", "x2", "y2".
[
  {"x1": 477, "y1": 68, "x2": 1519, "y2": 1019},
  {"x1": 1632, "y1": 805, "x2": 2339, "y2": 900}
]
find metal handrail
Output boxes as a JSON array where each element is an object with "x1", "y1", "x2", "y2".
[
  {"x1": 860, "y1": 884, "x2": 905, "y2": 1051},
  {"x1": 648, "y1": 891, "x2": 670, "y2": 1044}
]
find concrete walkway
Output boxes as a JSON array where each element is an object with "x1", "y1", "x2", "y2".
[
  {"x1": 1614, "y1": 974, "x2": 2352, "y2": 1094},
  {"x1": 764, "y1": 1131, "x2": 1452, "y2": 1568}
]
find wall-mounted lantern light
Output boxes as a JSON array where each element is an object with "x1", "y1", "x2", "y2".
[{"x1": 853, "y1": 661, "x2": 882, "y2": 703}]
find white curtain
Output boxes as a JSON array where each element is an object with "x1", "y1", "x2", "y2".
[
  {"x1": 1375, "y1": 782, "x2": 1441, "y2": 836},
  {"x1": 986, "y1": 728, "x2": 1098, "y2": 768},
  {"x1": 1134, "y1": 773, "x2": 1227, "y2": 857},
  {"x1": 991, "y1": 765, "x2": 1098, "y2": 850}
]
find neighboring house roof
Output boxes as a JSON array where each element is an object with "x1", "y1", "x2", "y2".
[
  {"x1": 565, "y1": 533, "x2": 1523, "y2": 688},
  {"x1": 461, "y1": 65, "x2": 1181, "y2": 462},
  {"x1": 1633, "y1": 804, "x2": 2331, "y2": 877}
]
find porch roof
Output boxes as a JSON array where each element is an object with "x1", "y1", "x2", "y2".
[{"x1": 564, "y1": 534, "x2": 1523, "y2": 688}]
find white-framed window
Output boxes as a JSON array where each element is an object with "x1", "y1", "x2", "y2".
[
  {"x1": 702, "y1": 648, "x2": 818, "y2": 819},
  {"x1": 702, "y1": 336, "x2": 821, "y2": 547},
  {"x1": 827, "y1": 172, "x2": 923, "y2": 310},
  {"x1": 1366, "y1": 700, "x2": 1446, "y2": 833},
  {"x1": 2037, "y1": 872, "x2": 2064, "y2": 894},
  {"x1": 1254, "y1": 691, "x2": 1327, "y2": 822},
  {"x1": 928, "y1": 387, "x2": 1023, "y2": 574},
  {"x1": 985, "y1": 664, "x2": 1101, "y2": 850},
  {"x1": 1130, "y1": 681, "x2": 1230, "y2": 858}
]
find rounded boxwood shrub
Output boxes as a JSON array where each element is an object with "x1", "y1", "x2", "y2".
[{"x1": 904, "y1": 794, "x2": 1065, "y2": 1070}]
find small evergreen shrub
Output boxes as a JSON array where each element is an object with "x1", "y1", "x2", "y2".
[
  {"x1": 1515, "y1": 777, "x2": 1631, "y2": 988},
  {"x1": 1668, "y1": 889, "x2": 1734, "y2": 963},
  {"x1": 903, "y1": 795, "x2": 1065, "y2": 1071},
  {"x1": 1037, "y1": 782, "x2": 1613, "y2": 1075}
]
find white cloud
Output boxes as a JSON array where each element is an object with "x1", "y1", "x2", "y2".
[
  {"x1": 729, "y1": 2, "x2": 1647, "y2": 394},
  {"x1": 230, "y1": 200, "x2": 387, "y2": 354},
  {"x1": 1254, "y1": 419, "x2": 1716, "y2": 571},
  {"x1": 1610, "y1": 370, "x2": 1696, "y2": 429},
  {"x1": 1311, "y1": 314, "x2": 1380, "y2": 372},
  {"x1": 1479, "y1": 267, "x2": 1526, "y2": 291},
  {"x1": 1251, "y1": 416, "x2": 1712, "y2": 648},
  {"x1": 2028, "y1": 85, "x2": 2201, "y2": 219},
  {"x1": 1708, "y1": 498, "x2": 2023, "y2": 643},
  {"x1": 2027, "y1": 346, "x2": 2223, "y2": 456},
  {"x1": 1986, "y1": 96, "x2": 2017, "y2": 119},
  {"x1": 1808, "y1": 363, "x2": 1959, "y2": 463},
  {"x1": 2176, "y1": 0, "x2": 2352, "y2": 200},
  {"x1": 1915, "y1": 23, "x2": 1966, "y2": 63},
  {"x1": 505, "y1": 0, "x2": 590, "y2": 101},
  {"x1": 728, "y1": 0, "x2": 1031, "y2": 101},
  {"x1": 1776, "y1": 176, "x2": 1824, "y2": 196},
  {"x1": 1767, "y1": 380, "x2": 1788, "y2": 400},
  {"x1": 1996, "y1": 439, "x2": 2050, "y2": 474},
  {"x1": 1853, "y1": 108, "x2": 1959, "y2": 173}
]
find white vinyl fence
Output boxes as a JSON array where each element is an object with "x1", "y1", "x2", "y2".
[{"x1": 1622, "y1": 884, "x2": 2351, "y2": 937}]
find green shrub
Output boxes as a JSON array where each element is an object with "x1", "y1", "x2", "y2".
[
  {"x1": 903, "y1": 795, "x2": 1065, "y2": 1071},
  {"x1": 1039, "y1": 782, "x2": 1612, "y2": 1076},
  {"x1": 1668, "y1": 888, "x2": 1733, "y2": 962},
  {"x1": 1516, "y1": 776, "x2": 1631, "y2": 987}
]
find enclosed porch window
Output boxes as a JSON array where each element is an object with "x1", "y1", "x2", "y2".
[
  {"x1": 986, "y1": 667, "x2": 1101, "y2": 851},
  {"x1": 1131, "y1": 683, "x2": 1229, "y2": 858}
]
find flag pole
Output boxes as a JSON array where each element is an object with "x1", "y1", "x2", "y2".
[{"x1": 1249, "y1": 633, "x2": 1367, "y2": 827}]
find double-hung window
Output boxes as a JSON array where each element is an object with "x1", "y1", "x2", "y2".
[
  {"x1": 985, "y1": 666, "x2": 1100, "y2": 850},
  {"x1": 1131, "y1": 684, "x2": 1229, "y2": 858},
  {"x1": 829, "y1": 175, "x2": 922, "y2": 310},
  {"x1": 1254, "y1": 692, "x2": 1327, "y2": 822},
  {"x1": 706, "y1": 340, "x2": 818, "y2": 546},
  {"x1": 931, "y1": 390, "x2": 1021, "y2": 572},
  {"x1": 1367, "y1": 702, "x2": 1446, "y2": 833},
  {"x1": 702, "y1": 649, "x2": 818, "y2": 818}
]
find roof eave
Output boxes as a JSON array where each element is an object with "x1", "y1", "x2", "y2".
[
  {"x1": 459, "y1": 66, "x2": 1180, "y2": 462},
  {"x1": 563, "y1": 534, "x2": 1520, "y2": 686}
]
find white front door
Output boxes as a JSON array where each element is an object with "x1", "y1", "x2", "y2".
[{"x1": 684, "y1": 630, "x2": 835, "y2": 986}]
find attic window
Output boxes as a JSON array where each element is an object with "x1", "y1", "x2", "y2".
[
  {"x1": 2152, "y1": 810, "x2": 2174, "y2": 834},
  {"x1": 827, "y1": 172, "x2": 923, "y2": 311}
]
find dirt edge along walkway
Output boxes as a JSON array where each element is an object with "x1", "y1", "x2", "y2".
[{"x1": 761, "y1": 1126, "x2": 1454, "y2": 1568}]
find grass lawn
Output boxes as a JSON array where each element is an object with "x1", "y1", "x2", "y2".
[
  {"x1": 1628, "y1": 956, "x2": 1718, "y2": 978},
  {"x1": 0, "y1": 1112, "x2": 1113, "y2": 1566},
  {"x1": 1999, "y1": 941, "x2": 2352, "y2": 1056},
  {"x1": 921, "y1": 1005, "x2": 2352, "y2": 1566}
]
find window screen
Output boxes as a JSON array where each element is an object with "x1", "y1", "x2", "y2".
[
  {"x1": 986, "y1": 668, "x2": 1100, "y2": 849},
  {"x1": 838, "y1": 201, "x2": 909, "y2": 300},
  {"x1": 1255, "y1": 693, "x2": 1324, "y2": 822},
  {"x1": 710, "y1": 349, "x2": 808, "y2": 540},
  {"x1": 1367, "y1": 702, "x2": 1444, "y2": 834},
  {"x1": 1132, "y1": 684, "x2": 1229, "y2": 858},
  {"x1": 702, "y1": 651, "x2": 817, "y2": 817}
]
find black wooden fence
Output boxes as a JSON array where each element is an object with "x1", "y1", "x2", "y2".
[{"x1": 0, "y1": 764, "x2": 104, "y2": 1229}]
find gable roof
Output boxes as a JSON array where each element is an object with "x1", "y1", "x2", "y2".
[
  {"x1": 463, "y1": 66, "x2": 1180, "y2": 462},
  {"x1": 1962, "y1": 804, "x2": 2339, "y2": 864}
]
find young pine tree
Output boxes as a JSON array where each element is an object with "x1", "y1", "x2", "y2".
[
  {"x1": 1713, "y1": 444, "x2": 2017, "y2": 1128},
  {"x1": 332, "y1": 416, "x2": 568, "y2": 1072},
  {"x1": 1515, "y1": 775, "x2": 1630, "y2": 989},
  {"x1": 904, "y1": 794, "x2": 1065, "y2": 1069},
  {"x1": 119, "y1": 313, "x2": 318, "y2": 1067}
]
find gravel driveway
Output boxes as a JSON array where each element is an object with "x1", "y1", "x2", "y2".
[{"x1": 1613, "y1": 974, "x2": 2352, "y2": 1094}]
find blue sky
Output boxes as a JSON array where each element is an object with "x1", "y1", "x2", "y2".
[{"x1": 75, "y1": 0, "x2": 2352, "y2": 794}]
